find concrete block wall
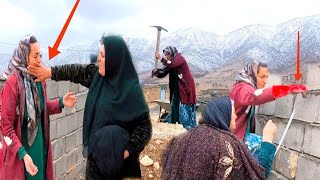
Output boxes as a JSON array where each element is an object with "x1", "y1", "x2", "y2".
[
  {"x1": 47, "y1": 80, "x2": 87, "y2": 180},
  {"x1": 257, "y1": 64, "x2": 320, "y2": 180}
]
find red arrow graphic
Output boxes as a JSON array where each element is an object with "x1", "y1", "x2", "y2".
[
  {"x1": 48, "y1": 0, "x2": 80, "y2": 60},
  {"x1": 294, "y1": 31, "x2": 302, "y2": 81}
]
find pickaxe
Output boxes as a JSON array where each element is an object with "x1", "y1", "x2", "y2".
[{"x1": 150, "y1": 26, "x2": 168, "y2": 77}]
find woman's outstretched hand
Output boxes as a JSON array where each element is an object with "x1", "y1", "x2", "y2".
[{"x1": 63, "y1": 92, "x2": 77, "y2": 108}]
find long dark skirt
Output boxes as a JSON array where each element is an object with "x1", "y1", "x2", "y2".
[{"x1": 86, "y1": 153, "x2": 141, "y2": 180}]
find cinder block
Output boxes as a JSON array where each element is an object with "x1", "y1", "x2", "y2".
[
  {"x1": 76, "y1": 92, "x2": 87, "y2": 111},
  {"x1": 302, "y1": 124, "x2": 320, "y2": 158},
  {"x1": 76, "y1": 146, "x2": 84, "y2": 164},
  {"x1": 282, "y1": 73, "x2": 306, "y2": 85},
  {"x1": 64, "y1": 167, "x2": 76, "y2": 180},
  {"x1": 71, "y1": 163, "x2": 82, "y2": 179},
  {"x1": 274, "y1": 148, "x2": 299, "y2": 179},
  {"x1": 65, "y1": 133, "x2": 76, "y2": 153},
  {"x1": 305, "y1": 64, "x2": 320, "y2": 90},
  {"x1": 54, "y1": 156, "x2": 67, "y2": 178},
  {"x1": 274, "y1": 95, "x2": 294, "y2": 119},
  {"x1": 75, "y1": 128, "x2": 83, "y2": 147},
  {"x1": 67, "y1": 113, "x2": 78, "y2": 133},
  {"x1": 267, "y1": 170, "x2": 290, "y2": 180},
  {"x1": 50, "y1": 121, "x2": 57, "y2": 140},
  {"x1": 69, "y1": 82, "x2": 79, "y2": 94},
  {"x1": 259, "y1": 101, "x2": 276, "y2": 116},
  {"x1": 58, "y1": 81, "x2": 70, "y2": 97},
  {"x1": 75, "y1": 159, "x2": 86, "y2": 178},
  {"x1": 49, "y1": 114, "x2": 57, "y2": 121},
  {"x1": 73, "y1": 167, "x2": 83, "y2": 180},
  {"x1": 317, "y1": 106, "x2": 320, "y2": 123},
  {"x1": 79, "y1": 85, "x2": 88, "y2": 93},
  {"x1": 66, "y1": 149, "x2": 78, "y2": 171},
  {"x1": 57, "y1": 116, "x2": 70, "y2": 138},
  {"x1": 52, "y1": 138, "x2": 65, "y2": 160},
  {"x1": 56, "y1": 176, "x2": 65, "y2": 180},
  {"x1": 77, "y1": 110, "x2": 84, "y2": 129},
  {"x1": 294, "y1": 94, "x2": 320, "y2": 123},
  {"x1": 64, "y1": 105, "x2": 76, "y2": 116},
  {"x1": 296, "y1": 154, "x2": 320, "y2": 180},
  {"x1": 46, "y1": 80, "x2": 58, "y2": 100},
  {"x1": 273, "y1": 120, "x2": 304, "y2": 151},
  {"x1": 80, "y1": 160, "x2": 87, "y2": 171}
]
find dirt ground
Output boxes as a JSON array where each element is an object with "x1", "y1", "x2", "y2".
[
  {"x1": 139, "y1": 124, "x2": 186, "y2": 179},
  {"x1": 138, "y1": 105, "x2": 200, "y2": 180},
  {"x1": 139, "y1": 136, "x2": 172, "y2": 179}
]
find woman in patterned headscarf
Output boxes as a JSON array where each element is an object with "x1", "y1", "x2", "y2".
[
  {"x1": 229, "y1": 61, "x2": 307, "y2": 141},
  {"x1": 162, "y1": 96, "x2": 278, "y2": 179},
  {"x1": 0, "y1": 35, "x2": 76, "y2": 180}
]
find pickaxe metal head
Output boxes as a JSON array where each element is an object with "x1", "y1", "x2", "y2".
[{"x1": 150, "y1": 26, "x2": 168, "y2": 32}]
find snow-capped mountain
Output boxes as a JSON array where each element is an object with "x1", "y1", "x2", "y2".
[
  {"x1": 1, "y1": 15, "x2": 319, "y2": 75},
  {"x1": 136, "y1": 15, "x2": 320, "y2": 73},
  {"x1": 274, "y1": 15, "x2": 320, "y2": 67}
]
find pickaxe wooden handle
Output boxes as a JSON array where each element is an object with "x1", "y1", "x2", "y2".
[{"x1": 150, "y1": 26, "x2": 168, "y2": 76}]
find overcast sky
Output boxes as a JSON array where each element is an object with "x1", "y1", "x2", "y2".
[{"x1": 0, "y1": 0, "x2": 319, "y2": 53}]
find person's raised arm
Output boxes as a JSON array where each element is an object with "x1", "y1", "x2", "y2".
[{"x1": 28, "y1": 63, "x2": 97, "y2": 88}]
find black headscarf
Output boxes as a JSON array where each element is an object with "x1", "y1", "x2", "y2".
[
  {"x1": 83, "y1": 35, "x2": 149, "y2": 157},
  {"x1": 201, "y1": 96, "x2": 232, "y2": 131}
]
